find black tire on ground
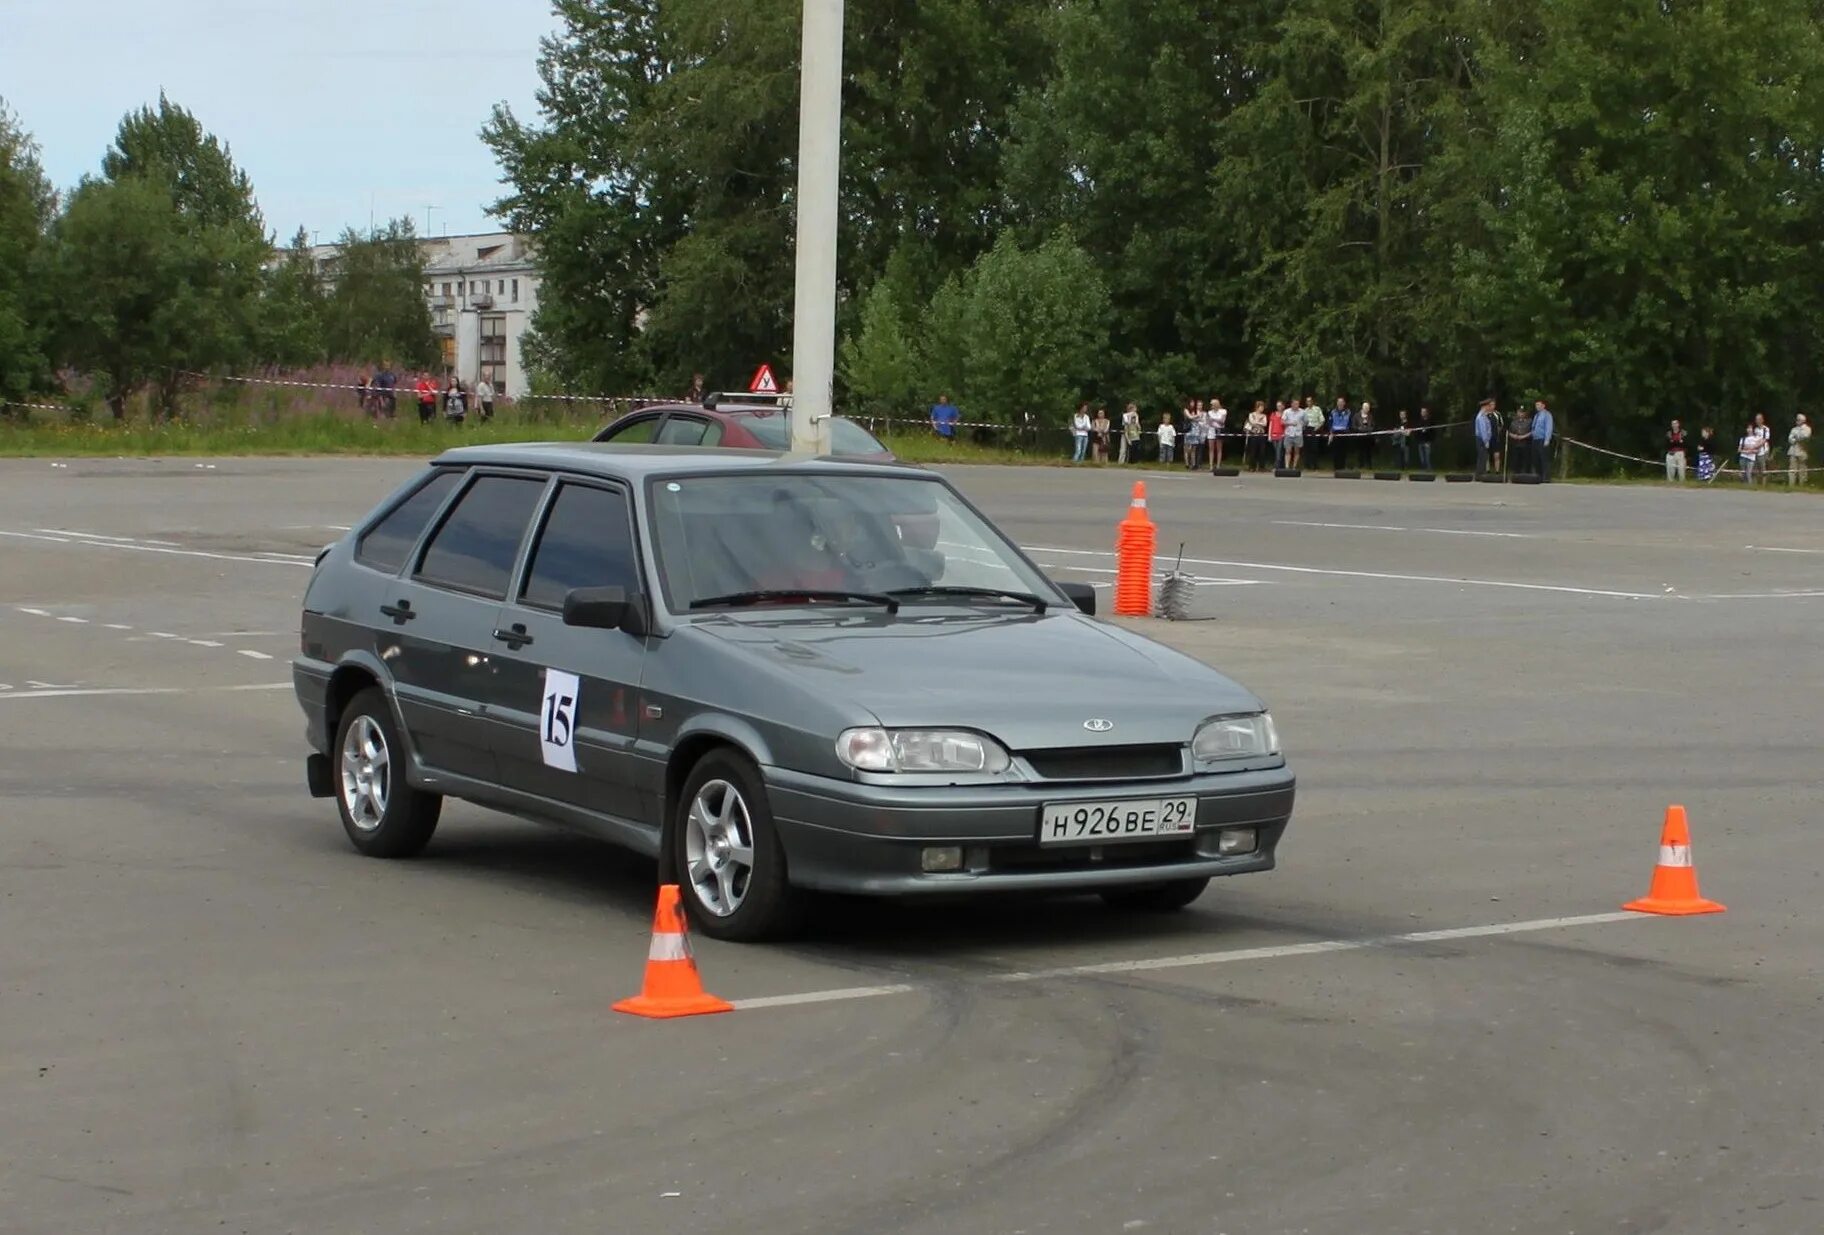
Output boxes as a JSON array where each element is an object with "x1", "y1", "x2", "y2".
[
  {"x1": 1511, "y1": 473, "x2": 1542, "y2": 485},
  {"x1": 1210, "y1": 467, "x2": 1241, "y2": 477},
  {"x1": 1273, "y1": 467, "x2": 1301, "y2": 478},
  {"x1": 672, "y1": 748, "x2": 803, "y2": 942},
  {"x1": 1100, "y1": 876, "x2": 1211, "y2": 912},
  {"x1": 1333, "y1": 469, "x2": 1363, "y2": 480},
  {"x1": 333, "y1": 687, "x2": 442, "y2": 858},
  {"x1": 1445, "y1": 473, "x2": 1475, "y2": 483},
  {"x1": 1410, "y1": 473, "x2": 1437, "y2": 482},
  {"x1": 1374, "y1": 471, "x2": 1403, "y2": 481}
]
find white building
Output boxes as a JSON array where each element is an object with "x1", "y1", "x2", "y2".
[
  {"x1": 420, "y1": 232, "x2": 540, "y2": 399},
  {"x1": 305, "y1": 230, "x2": 541, "y2": 398}
]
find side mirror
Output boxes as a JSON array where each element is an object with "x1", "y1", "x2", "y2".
[
  {"x1": 562, "y1": 585, "x2": 649, "y2": 636},
  {"x1": 1056, "y1": 581, "x2": 1097, "y2": 616}
]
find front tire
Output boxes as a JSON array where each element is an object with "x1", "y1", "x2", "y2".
[
  {"x1": 333, "y1": 688, "x2": 442, "y2": 858},
  {"x1": 1100, "y1": 876, "x2": 1210, "y2": 913},
  {"x1": 672, "y1": 749, "x2": 801, "y2": 942}
]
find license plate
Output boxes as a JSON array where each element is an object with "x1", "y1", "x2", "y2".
[{"x1": 1038, "y1": 797, "x2": 1197, "y2": 846}]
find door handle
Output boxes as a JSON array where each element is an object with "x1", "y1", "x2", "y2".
[
  {"x1": 491, "y1": 623, "x2": 534, "y2": 649},
  {"x1": 380, "y1": 599, "x2": 415, "y2": 623}
]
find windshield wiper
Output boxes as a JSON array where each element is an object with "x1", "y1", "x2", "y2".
[
  {"x1": 887, "y1": 585, "x2": 1048, "y2": 613},
  {"x1": 690, "y1": 589, "x2": 901, "y2": 614}
]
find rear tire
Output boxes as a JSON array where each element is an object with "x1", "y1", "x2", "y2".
[
  {"x1": 1100, "y1": 877, "x2": 1210, "y2": 912},
  {"x1": 672, "y1": 749, "x2": 802, "y2": 942},
  {"x1": 333, "y1": 688, "x2": 441, "y2": 858}
]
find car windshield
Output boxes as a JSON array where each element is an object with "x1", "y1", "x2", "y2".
[
  {"x1": 737, "y1": 413, "x2": 886, "y2": 455},
  {"x1": 647, "y1": 473, "x2": 1061, "y2": 613}
]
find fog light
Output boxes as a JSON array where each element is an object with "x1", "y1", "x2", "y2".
[
  {"x1": 921, "y1": 845, "x2": 964, "y2": 873},
  {"x1": 1217, "y1": 828, "x2": 1258, "y2": 856}
]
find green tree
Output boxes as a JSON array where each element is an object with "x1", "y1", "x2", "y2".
[
  {"x1": 260, "y1": 226, "x2": 326, "y2": 368},
  {"x1": 47, "y1": 98, "x2": 269, "y2": 416},
  {"x1": 0, "y1": 99, "x2": 55, "y2": 407},
  {"x1": 955, "y1": 230, "x2": 1110, "y2": 426},
  {"x1": 320, "y1": 220, "x2": 437, "y2": 370}
]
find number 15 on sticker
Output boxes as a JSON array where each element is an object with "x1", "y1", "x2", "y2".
[{"x1": 540, "y1": 668, "x2": 581, "y2": 773}]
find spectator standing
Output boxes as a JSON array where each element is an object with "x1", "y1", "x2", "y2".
[
  {"x1": 1268, "y1": 401, "x2": 1289, "y2": 468},
  {"x1": 1356, "y1": 402, "x2": 1376, "y2": 470},
  {"x1": 1282, "y1": 398, "x2": 1304, "y2": 470},
  {"x1": 1506, "y1": 404, "x2": 1533, "y2": 478},
  {"x1": 1091, "y1": 405, "x2": 1111, "y2": 462},
  {"x1": 1474, "y1": 399, "x2": 1496, "y2": 476},
  {"x1": 1531, "y1": 399, "x2": 1556, "y2": 481},
  {"x1": 1208, "y1": 398, "x2": 1229, "y2": 470},
  {"x1": 930, "y1": 393, "x2": 962, "y2": 442},
  {"x1": 475, "y1": 375, "x2": 495, "y2": 422},
  {"x1": 1181, "y1": 401, "x2": 1202, "y2": 470},
  {"x1": 1789, "y1": 414, "x2": 1811, "y2": 485},
  {"x1": 415, "y1": 373, "x2": 437, "y2": 425},
  {"x1": 1393, "y1": 410, "x2": 1412, "y2": 470},
  {"x1": 1414, "y1": 407, "x2": 1435, "y2": 472},
  {"x1": 1664, "y1": 420, "x2": 1689, "y2": 482},
  {"x1": 683, "y1": 373, "x2": 706, "y2": 403},
  {"x1": 1328, "y1": 398, "x2": 1351, "y2": 469},
  {"x1": 1303, "y1": 398, "x2": 1324, "y2": 469},
  {"x1": 1120, "y1": 403, "x2": 1142, "y2": 463},
  {"x1": 1070, "y1": 403, "x2": 1092, "y2": 462},
  {"x1": 1695, "y1": 426, "x2": 1719, "y2": 481},
  {"x1": 1244, "y1": 401, "x2": 1270, "y2": 471},
  {"x1": 1156, "y1": 412, "x2": 1177, "y2": 464},
  {"x1": 373, "y1": 365, "x2": 397, "y2": 419},
  {"x1": 1750, "y1": 413, "x2": 1773, "y2": 486},
  {"x1": 443, "y1": 377, "x2": 466, "y2": 422},
  {"x1": 355, "y1": 373, "x2": 370, "y2": 417},
  {"x1": 1739, "y1": 424, "x2": 1762, "y2": 484}
]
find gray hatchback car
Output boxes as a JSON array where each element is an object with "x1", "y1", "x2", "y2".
[{"x1": 294, "y1": 443, "x2": 1294, "y2": 940}]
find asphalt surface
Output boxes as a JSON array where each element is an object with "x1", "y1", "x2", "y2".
[{"x1": 2, "y1": 456, "x2": 1820, "y2": 1235}]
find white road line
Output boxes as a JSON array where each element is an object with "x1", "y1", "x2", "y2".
[
  {"x1": 729, "y1": 911, "x2": 1648, "y2": 1012},
  {"x1": 149, "y1": 632, "x2": 180, "y2": 639},
  {"x1": 237, "y1": 649, "x2": 274, "y2": 660},
  {"x1": 0, "y1": 682, "x2": 291, "y2": 702},
  {"x1": 1273, "y1": 520, "x2": 1536, "y2": 540},
  {"x1": 0, "y1": 529, "x2": 311, "y2": 568},
  {"x1": 39, "y1": 528, "x2": 182, "y2": 547},
  {"x1": 17, "y1": 607, "x2": 50, "y2": 616},
  {"x1": 103, "y1": 623, "x2": 133, "y2": 630},
  {"x1": 1023, "y1": 545, "x2": 1662, "y2": 600},
  {"x1": 56, "y1": 616, "x2": 89, "y2": 623},
  {"x1": 187, "y1": 640, "x2": 224, "y2": 648},
  {"x1": 1745, "y1": 545, "x2": 1824, "y2": 555}
]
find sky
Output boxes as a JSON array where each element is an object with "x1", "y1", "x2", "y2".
[{"x1": 3, "y1": 0, "x2": 555, "y2": 243}]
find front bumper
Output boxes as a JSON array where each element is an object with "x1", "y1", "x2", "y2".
[{"x1": 764, "y1": 765, "x2": 1294, "y2": 895}]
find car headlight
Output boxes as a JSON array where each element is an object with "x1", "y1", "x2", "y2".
[
  {"x1": 836, "y1": 728, "x2": 1012, "y2": 774},
  {"x1": 1192, "y1": 713, "x2": 1278, "y2": 765}
]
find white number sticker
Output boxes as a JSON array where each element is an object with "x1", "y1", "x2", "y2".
[{"x1": 540, "y1": 668, "x2": 581, "y2": 772}]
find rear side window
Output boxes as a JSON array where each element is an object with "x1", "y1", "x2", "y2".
[
  {"x1": 519, "y1": 483, "x2": 639, "y2": 610},
  {"x1": 656, "y1": 416, "x2": 713, "y2": 446},
  {"x1": 599, "y1": 413, "x2": 660, "y2": 444},
  {"x1": 414, "y1": 474, "x2": 547, "y2": 599},
  {"x1": 355, "y1": 469, "x2": 460, "y2": 573}
]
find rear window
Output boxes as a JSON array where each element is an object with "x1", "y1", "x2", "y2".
[
  {"x1": 414, "y1": 474, "x2": 547, "y2": 599},
  {"x1": 737, "y1": 414, "x2": 885, "y2": 455},
  {"x1": 355, "y1": 469, "x2": 460, "y2": 573}
]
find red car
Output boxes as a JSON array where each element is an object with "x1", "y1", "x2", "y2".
[{"x1": 589, "y1": 397, "x2": 895, "y2": 461}]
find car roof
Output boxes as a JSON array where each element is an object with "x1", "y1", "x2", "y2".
[
  {"x1": 430, "y1": 441, "x2": 918, "y2": 479},
  {"x1": 619, "y1": 400, "x2": 849, "y2": 422}
]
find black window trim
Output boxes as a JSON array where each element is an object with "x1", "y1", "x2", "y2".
[
  {"x1": 507, "y1": 474, "x2": 647, "y2": 614},
  {"x1": 409, "y1": 467, "x2": 556, "y2": 602},
  {"x1": 352, "y1": 465, "x2": 466, "y2": 577}
]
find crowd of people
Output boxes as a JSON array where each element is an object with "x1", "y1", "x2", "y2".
[
  {"x1": 1664, "y1": 414, "x2": 1811, "y2": 485},
  {"x1": 354, "y1": 368, "x2": 496, "y2": 425},
  {"x1": 1057, "y1": 396, "x2": 1480, "y2": 476}
]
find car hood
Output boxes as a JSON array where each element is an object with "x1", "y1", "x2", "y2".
[{"x1": 686, "y1": 610, "x2": 1264, "y2": 749}]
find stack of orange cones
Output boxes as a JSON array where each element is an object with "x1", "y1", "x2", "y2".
[
  {"x1": 613, "y1": 884, "x2": 735, "y2": 1018},
  {"x1": 1113, "y1": 481, "x2": 1156, "y2": 617},
  {"x1": 1623, "y1": 805, "x2": 1725, "y2": 916}
]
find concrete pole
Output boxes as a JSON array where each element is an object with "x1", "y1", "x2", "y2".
[{"x1": 788, "y1": 0, "x2": 843, "y2": 456}]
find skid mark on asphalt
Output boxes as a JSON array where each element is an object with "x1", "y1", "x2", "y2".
[{"x1": 731, "y1": 911, "x2": 1651, "y2": 1011}]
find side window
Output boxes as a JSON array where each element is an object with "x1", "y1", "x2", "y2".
[
  {"x1": 600, "y1": 413, "x2": 660, "y2": 444},
  {"x1": 414, "y1": 475, "x2": 547, "y2": 599},
  {"x1": 519, "y1": 484, "x2": 639, "y2": 610},
  {"x1": 355, "y1": 469, "x2": 461, "y2": 573},
  {"x1": 656, "y1": 416, "x2": 710, "y2": 446}
]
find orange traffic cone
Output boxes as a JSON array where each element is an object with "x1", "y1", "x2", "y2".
[
  {"x1": 1113, "y1": 481, "x2": 1156, "y2": 617},
  {"x1": 612, "y1": 885, "x2": 735, "y2": 1018},
  {"x1": 1623, "y1": 805, "x2": 1725, "y2": 916}
]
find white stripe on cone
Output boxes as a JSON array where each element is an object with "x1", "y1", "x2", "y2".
[
  {"x1": 648, "y1": 932, "x2": 692, "y2": 962},
  {"x1": 1658, "y1": 844, "x2": 1693, "y2": 868}
]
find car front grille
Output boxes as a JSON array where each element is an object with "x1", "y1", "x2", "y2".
[{"x1": 1019, "y1": 744, "x2": 1186, "y2": 781}]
